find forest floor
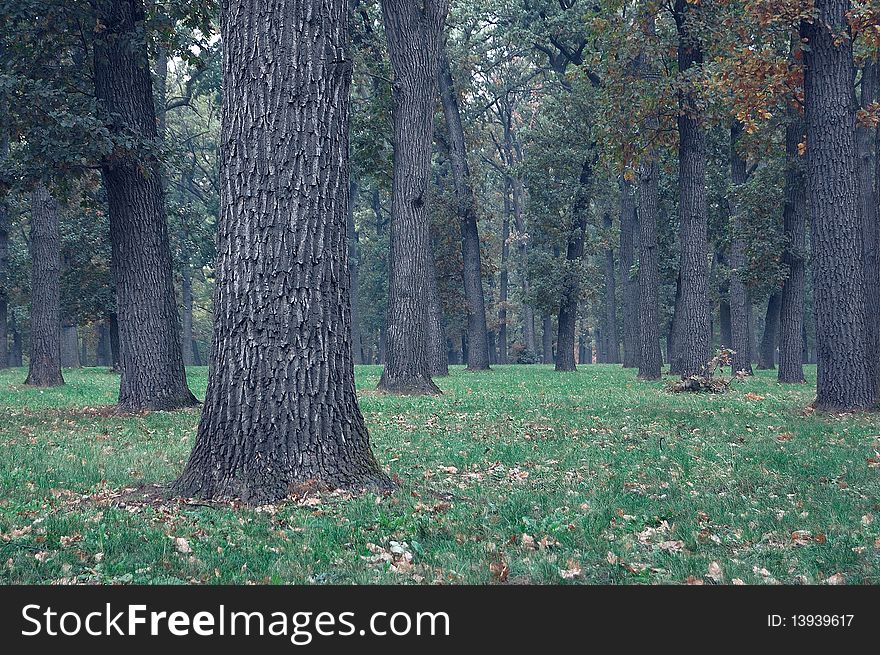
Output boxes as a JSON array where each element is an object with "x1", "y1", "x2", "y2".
[{"x1": 1, "y1": 364, "x2": 879, "y2": 585}]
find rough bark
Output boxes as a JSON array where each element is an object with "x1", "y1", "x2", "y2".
[
  {"x1": 438, "y1": 48, "x2": 490, "y2": 371},
  {"x1": 25, "y1": 184, "x2": 64, "y2": 387},
  {"x1": 174, "y1": 0, "x2": 388, "y2": 503},
  {"x1": 802, "y1": 1, "x2": 874, "y2": 409},
  {"x1": 637, "y1": 152, "x2": 663, "y2": 380},
  {"x1": 757, "y1": 292, "x2": 781, "y2": 369},
  {"x1": 93, "y1": 0, "x2": 197, "y2": 410},
  {"x1": 672, "y1": 0, "x2": 711, "y2": 377},
  {"x1": 620, "y1": 178, "x2": 639, "y2": 368},
  {"x1": 728, "y1": 122, "x2": 754, "y2": 375},
  {"x1": 556, "y1": 159, "x2": 591, "y2": 372},
  {"x1": 542, "y1": 314, "x2": 554, "y2": 364},
  {"x1": 778, "y1": 111, "x2": 807, "y2": 384},
  {"x1": 602, "y1": 212, "x2": 620, "y2": 363},
  {"x1": 377, "y1": 0, "x2": 447, "y2": 395}
]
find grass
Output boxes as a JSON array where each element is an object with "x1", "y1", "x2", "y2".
[{"x1": 1, "y1": 363, "x2": 879, "y2": 585}]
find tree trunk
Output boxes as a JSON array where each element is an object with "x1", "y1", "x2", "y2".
[
  {"x1": 97, "y1": 323, "x2": 110, "y2": 367},
  {"x1": 10, "y1": 320, "x2": 22, "y2": 367},
  {"x1": 426, "y1": 237, "x2": 448, "y2": 377},
  {"x1": 729, "y1": 122, "x2": 753, "y2": 375},
  {"x1": 757, "y1": 292, "x2": 781, "y2": 369},
  {"x1": 438, "y1": 49, "x2": 490, "y2": 371},
  {"x1": 857, "y1": 61, "x2": 879, "y2": 390},
  {"x1": 94, "y1": 0, "x2": 197, "y2": 410},
  {"x1": 602, "y1": 212, "x2": 620, "y2": 363},
  {"x1": 61, "y1": 324, "x2": 81, "y2": 368},
  {"x1": 0, "y1": 103, "x2": 8, "y2": 370},
  {"x1": 107, "y1": 312, "x2": 121, "y2": 371},
  {"x1": 174, "y1": 0, "x2": 389, "y2": 503},
  {"x1": 556, "y1": 159, "x2": 591, "y2": 372},
  {"x1": 498, "y1": 179, "x2": 510, "y2": 364},
  {"x1": 511, "y1": 168, "x2": 536, "y2": 357},
  {"x1": 348, "y1": 180, "x2": 364, "y2": 365},
  {"x1": 672, "y1": 0, "x2": 711, "y2": 378},
  {"x1": 181, "y1": 263, "x2": 195, "y2": 367},
  {"x1": 637, "y1": 151, "x2": 663, "y2": 379},
  {"x1": 779, "y1": 107, "x2": 808, "y2": 383},
  {"x1": 667, "y1": 273, "x2": 683, "y2": 374},
  {"x1": 25, "y1": 184, "x2": 64, "y2": 387},
  {"x1": 542, "y1": 314, "x2": 554, "y2": 364},
  {"x1": 802, "y1": 0, "x2": 874, "y2": 409},
  {"x1": 620, "y1": 178, "x2": 639, "y2": 368},
  {"x1": 376, "y1": 0, "x2": 447, "y2": 395}
]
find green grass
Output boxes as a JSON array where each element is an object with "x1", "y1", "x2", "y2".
[{"x1": 1, "y1": 364, "x2": 879, "y2": 585}]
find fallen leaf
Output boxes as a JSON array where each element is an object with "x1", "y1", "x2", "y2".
[
  {"x1": 559, "y1": 559, "x2": 582, "y2": 579},
  {"x1": 521, "y1": 533, "x2": 536, "y2": 550},
  {"x1": 173, "y1": 537, "x2": 192, "y2": 554},
  {"x1": 744, "y1": 392, "x2": 765, "y2": 401},
  {"x1": 707, "y1": 561, "x2": 723, "y2": 582},
  {"x1": 489, "y1": 560, "x2": 509, "y2": 582},
  {"x1": 824, "y1": 573, "x2": 846, "y2": 585},
  {"x1": 791, "y1": 530, "x2": 813, "y2": 546}
]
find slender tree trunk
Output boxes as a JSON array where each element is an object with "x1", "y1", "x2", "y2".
[
  {"x1": 377, "y1": 0, "x2": 447, "y2": 395},
  {"x1": 668, "y1": 273, "x2": 683, "y2": 374},
  {"x1": 511, "y1": 169, "x2": 536, "y2": 357},
  {"x1": 107, "y1": 312, "x2": 121, "y2": 371},
  {"x1": 620, "y1": 178, "x2": 639, "y2": 368},
  {"x1": 426, "y1": 236, "x2": 448, "y2": 377},
  {"x1": 25, "y1": 184, "x2": 64, "y2": 387},
  {"x1": 348, "y1": 180, "x2": 364, "y2": 365},
  {"x1": 729, "y1": 122, "x2": 753, "y2": 375},
  {"x1": 802, "y1": 0, "x2": 874, "y2": 409},
  {"x1": 757, "y1": 292, "x2": 781, "y2": 369},
  {"x1": 779, "y1": 108, "x2": 807, "y2": 383},
  {"x1": 61, "y1": 324, "x2": 81, "y2": 368},
  {"x1": 175, "y1": 0, "x2": 388, "y2": 503},
  {"x1": 498, "y1": 179, "x2": 510, "y2": 364},
  {"x1": 672, "y1": 0, "x2": 711, "y2": 377},
  {"x1": 719, "y1": 299, "x2": 732, "y2": 347},
  {"x1": 602, "y1": 212, "x2": 620, "y2": 363},
  {"x1": 438, "y1": 49, "x2": 490, "y2": 371},
  {"x1": 637, "y1": 151, "x2": 663, "y2": 379},
  {"x1": 857, "y1": 61, "x2": 879, "y2": 390},
  {"x1": 97, "y1": 323, "x2": 110, "y2": 367},
  {"x1": 556, "y1": 159, "x2": 591, "y2": 372},
  {"x1": 94, "y1": 0, "x2": 196, "y2": 410},
  {"x1": 542, "y1": 314, "x2": 554, "y2": 364},
  {"x1": 10, "y1": 320, "x2": 22, "y2": 367},
  {"x1": 181, "y1": 263, "x2": 195, "y2": 367},
  {"x1": 0, "y1": 104, "x2": 8, "y2": 370}
]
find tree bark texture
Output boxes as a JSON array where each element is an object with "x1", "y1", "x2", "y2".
[
  {"x1": 620, "y1": 178, "x2": 639, "y2": 368},
  {"x1": 438, "y1": 48, "x2": 490, "y2": 371},
  {"x1": 672, "y1": 0, "x2": 711, "y2": 377},
  {"x1": 757, "y1": 292, "x2": 781, "y2": 369},
  {"x1": 61, "y1": 324, "x2": 81, "y2": 368},
  {"x1": 377, "y1": 0, "x2": 447, "y2": 394},
  {"x1": 779, "y1": 112, "x2": 807, "y2": 384},
  {"x1": 175, "y1": 0, "x2": 389, "y2": 503},
  {"x1": 637, "y1": 152, "x2": 663, "y2": 380},
  {"x1": 542, "y1": 314, "x2": 554, "y2": 364},
  {"x1": 93, "y1": 0, "x2": 197, "y2": 410},
  {"x1": 25, "y1": 184, "x2": 64, "y2": 387},
  {"x1": 802, "y1": 0, "x2": 874, "y2": 409},
  {"x1": 728, "y1": 123, "x2": 753, "y2": 375}
]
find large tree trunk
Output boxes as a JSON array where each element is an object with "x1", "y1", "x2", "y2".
[
  {"x1": 620, "y1": 178, "x2": 639, "y2": 368},
  {"x1": 175, "y1": 0, "x2": 388, "y2": 503},
  {"x1": 542, "y1": 314, "x2": 554, "y2": 364},
  {"x1": 25, "y1": 184, "x2": 64, "y2": 387},
  {"x1": 728, "y1": 123, "x2": 754, "y2": 375},
  {"x1": 857, "y1": 61, "x2": 879, "y2": 390},
  {"x1": 757, "y1": 292, "x2": 781, "y2": 369},
  {"x1": 61, "y1": 323, "x2": 81, "y2": 368},
  {"x1": 376, "y1": 0, "x2": 447, "y2": 395},
  {"x1": 637, "y1": 151, "x2": 663, "y2": 380},
  {"x1": 778, "y1": 107, "x2": 807, "y2": 383},
  {"x1": 672, "y1": 0, "x2": 711, "y2": 377},
  {"x1": 556, "y1": 159, "x2": 591, "y2": 372},
  {"x1": 94, "y1": 0, "x2": 196, "y2": 410},
  {"x1": 667, "y1": 273, "x2": 683, "y2": 374},
  {"x1": 438, "y1": 49, "x2": 490, "y2": 371},
  {"x1": 802, "y1": 0, "x2": 874, "y2": 409},
  {"x1": 426, "y1": 236, "x2": 448, "y2": 377},
  {"x1": 602, "y1": 212, "x2": 620, "y2": 363},
  {"x1": 347, "y1": 181, "x2": 364, "y2": 365}
]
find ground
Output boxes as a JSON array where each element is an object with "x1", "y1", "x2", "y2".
[{"x1": 1, "y1": 364, "x2": 879, "y2": 585}]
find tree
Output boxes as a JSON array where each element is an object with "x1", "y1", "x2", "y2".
[
  {"x1": 93, "y1": 0, "x2": 197, "y2": 410},
  {"x1": 24, "y1": 183, "x2": 64, "y2": 387},
  {"x1": 670, "y1": 0, "x2": 711, "y2": 378},
  {"x1": 601, "y1": 211, "x2": 620, "y2": 363},
  {"x1": 377, "y1": 0, "x2": 448, "y2": 394},
  {"x1": 802, "y1": 0, "x2": 874, "y2": 409},
  {"x1": 728, "y1": 123, "x2": 753, "y2": 375},
  {"x1": 438, "y1": 48, "x2": 491, "y2": 371},
  {"x1": 619, "y1": 178, "x2": 639, "y2": 368},
  {"x1": 175, "y1": 0, "x2": 389, "y2": 503}
]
